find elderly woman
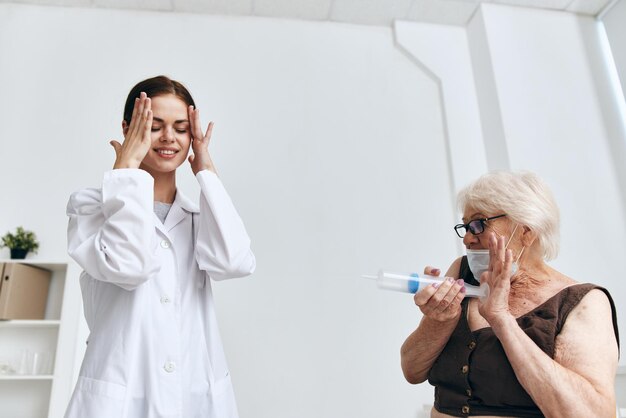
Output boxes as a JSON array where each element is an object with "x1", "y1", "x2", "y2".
[{"x1": 400, "y1": 171, "x2": 619, "y2": 417}]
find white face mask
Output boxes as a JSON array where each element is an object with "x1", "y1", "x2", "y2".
[
  {"x1": 466, "y1": 249, "x2": 490, "y2": 282},
  {"x1": 466, "y1": 224, "x2": 524, "y2": 282}
]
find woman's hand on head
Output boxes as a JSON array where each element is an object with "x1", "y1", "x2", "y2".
[
  {"x1": 187, "y1": 106, "x2": 217, "y2": 175},
  {"x1": 413, "y1": 265, "x2": 465, "y2": 323},
  {"x1": 110, "y1": 92, "x2": 153, "y2": 169},
  {"x1": 478, "y1": 233, "x2": 514, "y2": 327}
]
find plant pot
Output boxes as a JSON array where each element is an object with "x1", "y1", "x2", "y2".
[{"x1": 10, "y1": 249, "x2": 28, "y2": 259}]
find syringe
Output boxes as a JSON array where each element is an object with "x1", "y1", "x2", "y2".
[{"x1": 362, "y1": 270, "x2": 488, "y2": 298}]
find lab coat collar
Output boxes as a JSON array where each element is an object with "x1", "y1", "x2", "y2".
[
  {"x1": 155, "y1": 189, "x2": 199, "y2": 233},
  {"x1": 173, "y1": 189, "x2": 199, "y2": 214}
]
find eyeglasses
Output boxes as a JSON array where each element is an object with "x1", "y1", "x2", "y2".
[{"x1": 454, "y1": 214, "x2": 507, "y2": 238}]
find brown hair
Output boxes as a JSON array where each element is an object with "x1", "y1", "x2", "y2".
[{"x1": 123, "y1": 75, "x2": 195, "y2": 124}]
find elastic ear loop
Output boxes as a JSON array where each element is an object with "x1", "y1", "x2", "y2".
[
  {"x1": 515, "y1": 245, "x2": 526, "y2": 265},
  {"x1": 504, "y1": 224, "x2": 526, "y2": 266},
  {"x1": 504, "y1": 224, "x2": 519, "y2": 248}
]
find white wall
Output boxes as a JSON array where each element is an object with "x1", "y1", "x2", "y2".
[
  {"x1": 0, "y1": 4, "x2": 454, "y2": 417},
  {"x1": 603, "y1": 0, "x2": 626, "y2": 101},
  {"x1": 394, "y1": 21, "x2": 489, "y2": 206},
  {"x1": 600, "y1": 0, "x2": 626, "y2": 222},
  {"x1": 1, "y1": 3, "x2": 625, "y2": 418}
]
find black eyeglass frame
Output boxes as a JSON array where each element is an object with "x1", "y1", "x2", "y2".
[{"x1": 454, "y1": 214, "x2": 507, "y2": 238}]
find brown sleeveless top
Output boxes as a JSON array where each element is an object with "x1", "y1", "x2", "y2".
[{"x1": 427, "y1": 257, "x2": 620, "y2": 417}]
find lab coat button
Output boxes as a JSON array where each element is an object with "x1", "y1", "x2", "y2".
[
  {"x1": 164, "y1": 361, "x2": 176, "y2": 373},
  {"x1": 160, "y1": 296, "x2": 171, "y2": 304},
  {"x1": 160, "y1": 240, "x2": 170, "y2": 249}
]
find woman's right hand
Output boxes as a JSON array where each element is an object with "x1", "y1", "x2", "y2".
[
  {"x1": 110, "y1": 92, "x2": 153, "y2": 169},
  {"x1": 413, "y1": 266, "x2": 466, "y2": 322}
]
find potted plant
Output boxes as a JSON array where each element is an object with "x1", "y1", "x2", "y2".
[{"x1": 1, "y1": 227, "x2": 40, "y2": 259}]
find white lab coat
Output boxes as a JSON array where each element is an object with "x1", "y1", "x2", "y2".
[{"x1": 64, "y1": 168, "x2": 255, "y2": 418}]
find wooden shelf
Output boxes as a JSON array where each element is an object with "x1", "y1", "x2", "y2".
[{"x1": 0, "y1": 375, "x2": 53, "y2": 380}]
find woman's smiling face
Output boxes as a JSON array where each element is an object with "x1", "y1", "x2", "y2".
[{"x1": 134, "y1": 93, "x2": 191, "y2": 175}]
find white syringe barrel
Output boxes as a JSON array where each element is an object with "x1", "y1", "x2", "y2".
[{"x1": 368, "y1": 270, "x2": 487, "y2": 298}]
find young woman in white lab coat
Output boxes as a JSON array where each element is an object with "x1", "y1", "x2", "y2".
[{"x1": 65, "y1": 76, "x2": 256, "y2": 418}]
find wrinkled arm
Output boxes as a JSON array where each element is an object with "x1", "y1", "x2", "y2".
[
  {"x1": 401, "y1": 314, "x2": 459, "y2": 384},
  {"x1": 401, "y1": 258, "x2": 464, "y2": 384},
  {"x1": 194, "y1": 170, "x2": 256, "y2": 280},
  {"x1": 67, "y1": 169, "x2": 160, "y2": 290},
  {"x1": 491, "y1": 289, "x2": 618, "y2": 418},
  {"x1": 481, "y1": 234, "x2": 618, "y2": 417}
]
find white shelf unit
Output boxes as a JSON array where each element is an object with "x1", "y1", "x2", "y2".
[
  {"x1": 617, "y1": 365, "x2": 626, "y2": 417},
  {"x1": 0, "y1": 260, "x2": 82, "y2": 418}
]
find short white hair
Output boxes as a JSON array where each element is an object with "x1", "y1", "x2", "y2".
[{"x1": 457, "y1": 171, "x2": 560, "y2": 261}]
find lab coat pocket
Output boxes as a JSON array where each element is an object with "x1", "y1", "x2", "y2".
[
  {"x1": 210, "y1": 372, "x2": 238, "y2": 418},
  {"x1": 65, "y1": 376, "x2": 126, "y2": 418}
]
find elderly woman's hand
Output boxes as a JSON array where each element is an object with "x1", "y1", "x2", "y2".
[
  {"x1": 413, "y1": 266, "x2": 466, "y2": 322},
  {"x1": 478, "y1": 233, "x2": 515, "y2": 327}
]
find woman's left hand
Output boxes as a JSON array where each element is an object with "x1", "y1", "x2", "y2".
[
  {"x1": 478, "y1": 233, "x2": 515, "y2": 328},
  {"x1": 188, "y1": 105, "x2": 217, "y2": 175}
]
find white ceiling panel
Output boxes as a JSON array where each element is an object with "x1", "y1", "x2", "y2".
[
  {"x1": 487, "y1": 0, "x2": 571, "y2": 9},
  {"x1": 0, "y1": 0, "x2": 91, "y2": 6},
  {"x1": 93, "y1": 0, "x2": 171, "y2": 11},
  {"x1": 0, "y1": 0, "x2": 611, "y2": 25},
  {"x1": 566, "y1": 0, "x2": 612, "y2": 15},
  {"x1": 406, "y1": 0, "x2": 478, "y2": 25},
  {"x1": 253, "y1": 0, "x2": 332, "y2": 20},
  {"x1": 172, "y1": 0, "x2": 253, "y2": 15},
  {"x1": 330, "y1": 0, "x2": 413, "y2": 25}
]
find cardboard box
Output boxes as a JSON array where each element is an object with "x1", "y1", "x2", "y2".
[{"x1": 0, "y1": 263, "x2": 52, "y2": 320}]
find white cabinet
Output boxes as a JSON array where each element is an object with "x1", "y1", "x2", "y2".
[{"x1": 0, "y1": 260, "x2": 82, "y2": 418}]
